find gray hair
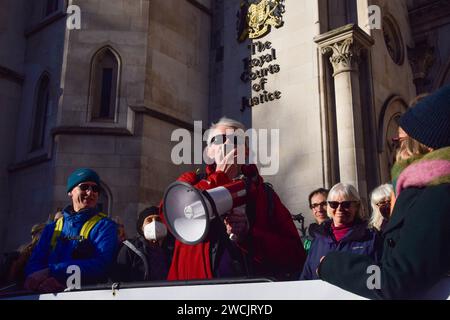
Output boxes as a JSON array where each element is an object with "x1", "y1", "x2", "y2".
[
  {"x1": 369, "y1": 183, "x2": 393, "y2": 230},
  {"x1": 207, "y1": 117, "x2": 246, "y2": 143},
  {"x1": 327, "y1": 182, "x2": 367, "y2": 220}
]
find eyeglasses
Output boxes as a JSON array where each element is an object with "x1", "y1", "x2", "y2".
[
  {"x1": 209, "y1": 134, "x2": 245, "y2": 146},
  {"x1": 391, "y1": 137, "x2": 400, "y2": 148},
  {"x1": 391, "y1": 135, "x2": 407, "y2": 148},
  {"x1": 310, "y1": 201, "x2": 327, "y2": 209},
  {"x1": 78, "y1": 184, "x2": 100, "y2": 193},
  {"x1": 376, "y1": 200, "x2": 390, "y2": 207},
  {"x1": 327, "y1": 201, "x2": 357, "y2": 210}
]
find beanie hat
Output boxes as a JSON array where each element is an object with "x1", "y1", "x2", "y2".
[
  {"x1": 399, "y1": 85, "x2": 450, "y2": 149},
  {"x1": 136, "y1": 206, "x2": 159, "y2": 236},
  {"x1": 66, "y1": 168, "x2": 101, "y2": 193}
]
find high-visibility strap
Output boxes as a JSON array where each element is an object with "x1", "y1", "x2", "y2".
[
  {"x1": 51, "y1": 217, "x2": 64, "y2": 250},
  {"x1": 50, "y1": 213, "x2": 107, "y2": 250},
  {"x1": 79, "y1": 212, "x2": 107, "y2": 240}
]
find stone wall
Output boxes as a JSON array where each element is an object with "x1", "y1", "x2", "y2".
[
  {"x1": 144, "y1": 0, "x2": 211, "y2": 125},
  {"x1": 0, "y1": 0, "x2": 25, "y2": 252},
  {"x1": 3, "y1": 0, "x2": 67, "y2": 251}
]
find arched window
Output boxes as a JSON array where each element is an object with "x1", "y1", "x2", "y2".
[
  {"x1": 45, "y1": 0, "x2": 59, "y2": 16},
  {"x1": 97, "y1": 182, "x2": 112, "y2": 215},
  {"x1": 89, "y1": 47, "x2": 120, "y2": 122},
  {"x1": 31, "y1": 74, "x2": 50, "y2": 151}
]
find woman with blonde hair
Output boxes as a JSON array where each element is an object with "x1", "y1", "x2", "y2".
[{"x1": 369, "y1": 184, "x2": 394, "y2": 232}]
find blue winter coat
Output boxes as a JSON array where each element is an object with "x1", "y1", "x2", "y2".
[
  {"x1": 300, "y1": 220, "x2": 379, "y2": 280},
  {"x1": 25, "y1": 206, "x2": 118, "y2": 285}
]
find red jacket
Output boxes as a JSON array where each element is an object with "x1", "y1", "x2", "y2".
[{"x1": 162, "y1": 164, "x2": 306, "y2": 281}]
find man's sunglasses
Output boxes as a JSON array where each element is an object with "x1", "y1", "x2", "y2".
[
  {"x1": 209, "y1": 134, "x2": 245, "y2": 146},
  {"x1": 78, "y1": 184, "x2": 100, "y2": 193},
  {"x1": 327, "y1": 201, "x2": 357, "y2": 210},
  {"x1": 310, "y1": 201, "x2": 327, "y2": 209}
]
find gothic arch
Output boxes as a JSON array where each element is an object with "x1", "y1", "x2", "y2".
[
  {"x1": 98, "y1": 180, "x2": 113, "y2": 215},
  {"x1": 378, "y1": 95, "x2": 408, "y2": 182},
  {"x1": 87, "y1": 46, "x2": 122, "y2": 123}
]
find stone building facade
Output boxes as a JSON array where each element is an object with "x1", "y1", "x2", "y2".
[{"x1": 0, "y1": 0, "x2": 449, "y2": 251}]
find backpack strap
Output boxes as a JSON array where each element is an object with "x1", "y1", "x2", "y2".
[
  {"x1": 50, "y1": 217, "x2": 64, "y2": 250},
  {"x1": 243, "y1": 182, "x2": 275, "y2": 278},
  {"x1": 79, "y1": 212, "x2": 107, "y2": 241},
  {"x1": 50, "y1": 212, "x2": 107, "y2": 251},
  {"x1": 263, "y1": 182, "x2": 275, "y2": 217},
  {"x1": 242, "y1": 177, "x2": 257, "y2": 277},
  {"x1": 123, "y1": 240, "x2": 149, "y2": 280}
]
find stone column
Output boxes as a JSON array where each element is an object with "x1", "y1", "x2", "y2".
[{"x1": 315, "y1": 24, "x2": 374, "y2": 195}]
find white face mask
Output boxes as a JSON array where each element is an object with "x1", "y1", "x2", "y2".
[{"x1": 143, "y1": 220, "x2": 167, "y2": 241}]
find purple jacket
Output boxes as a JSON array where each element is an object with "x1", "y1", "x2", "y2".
[{"x1": 300, "y1": 220, "x2": 379, "y2": 280}]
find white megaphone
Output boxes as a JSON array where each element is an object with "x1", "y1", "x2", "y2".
[{"x1": 162, "y1": 179, "x2": 248, "y2": 245}]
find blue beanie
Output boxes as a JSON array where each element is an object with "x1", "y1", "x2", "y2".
[
  {"x1": 399, "y1": 85, "x2": 450, "y2": 149},
  {"x1": 67, "y1": 168, "x2": 101, "y2": 193}
]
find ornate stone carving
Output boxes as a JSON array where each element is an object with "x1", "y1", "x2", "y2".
[
  {"x1": 314, "y1": 24, "x2": 374, "y2": 76},
  {"x1": 408, "y1": 38, "x2": 435, "y2": 93},
  {"x1": 383, "y1": 15, "x2": 405, "y2": 65},
  {"x1": 322, "y1": 38, "x2": 363, "y2": 75}
]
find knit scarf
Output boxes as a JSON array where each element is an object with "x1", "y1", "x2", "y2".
[
  {"x1": 331, "y1": 223, "x2": 353, "y2": 243},
  {"x1": 391, "y1": 147, "x2": 450, "y2": 196}
]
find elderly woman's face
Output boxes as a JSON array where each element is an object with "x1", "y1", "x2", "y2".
[{"x1": 327, "y1": 194, "x2": 359, "y2": 227}]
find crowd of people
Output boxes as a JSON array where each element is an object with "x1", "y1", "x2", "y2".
[{"x1": 0, "y1": 85, "x2": 449, "y2": 299}]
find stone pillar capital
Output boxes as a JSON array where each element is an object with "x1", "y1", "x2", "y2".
[
  {"x1": 321, "y1": 38, "x2": 362, "y2": 75},
  {"x1": 314, "y1": 24, "x2": 374, "y2": 76}
]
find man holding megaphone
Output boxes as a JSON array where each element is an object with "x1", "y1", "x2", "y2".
[{"x1": 161, "y1": 117, "x2": 306, "y2": 281}]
